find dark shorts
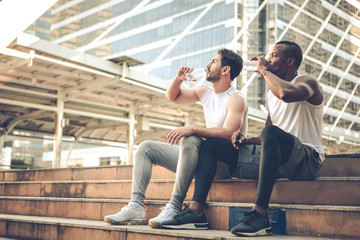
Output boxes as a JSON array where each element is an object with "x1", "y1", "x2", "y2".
[
  {"x1": 232, "y1": 135, "x2": 323, "y2": 181},
  {"x1": 278, "y1": 135, "x2": 323, "y2": 180},
  {"x1": 232, "y1": 144, "x2": 261, "y2": 179}
]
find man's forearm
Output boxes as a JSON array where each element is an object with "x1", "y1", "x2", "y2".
[
  {"x1": 166, "y1": 76, "x2": 182, "y2": 101},
  {"x1": 247, "y1": 135, "x2": 261, "y2": 145},
  {"x1": 192, "y1": 126, "x2": 234, "y2": 140}
]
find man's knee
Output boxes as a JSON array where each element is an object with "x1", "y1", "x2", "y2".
[
  {"x1": 261, "y1": 125, "x2": 282, "y2": 142},
  {"x1": 134, "y1": 140, "x2": 156, "y2": 161},
  {"x1": 180, "y1": 135, "x2": 203, "y2": 150},
  {"x1": 136, "y1": 140, "x2": 154, "y2": 152}
]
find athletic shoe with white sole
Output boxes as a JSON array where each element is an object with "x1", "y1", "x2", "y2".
[
  {"x1": 230, "y1": 210, "x2": 272, "y2": 236},
  {"x1": 149, "y1": 203, "x2": 180, "y2": 228},
  {"x1": 104, "y1": 204, "x2": 146, "y2": 225},
  {"x1": 161, "y1": 205, "x2": 209, "y2": 230}
]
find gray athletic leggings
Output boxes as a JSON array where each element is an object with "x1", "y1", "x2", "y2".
[
  {"x1": 131, "y1": 135, "x2": 203, "y2": 210},
  {"x1": 131, "y1": 135, "x2": 231, "y2": 210}
]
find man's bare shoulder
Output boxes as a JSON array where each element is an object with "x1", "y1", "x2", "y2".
[
  {"x1": 228, "y1": 91, "x2": 247, "y2": 108},
  {"x1": 193, "y1": 84, "x2": 209, "y2": 96},
  {"x1": 295, "y1": 75, "x2": 318, "y2": 84},
  {"x1": 296, "y1": 75, "x2": 323, "y2": 104},
  {"x1": 295, "y1": 75, "x2": 321, "y2": 90},
  {"x1": 230, "y1": 91, "x2": 246, "y2": 100}
]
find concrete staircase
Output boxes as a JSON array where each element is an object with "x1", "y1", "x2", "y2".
[{"x1": 0, "y1": 154, "x2": 359, "y2": 240}]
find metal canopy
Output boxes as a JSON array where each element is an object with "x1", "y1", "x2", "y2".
[{"x1": 0, "y1": 33, "x2": 208, "y2": 167}]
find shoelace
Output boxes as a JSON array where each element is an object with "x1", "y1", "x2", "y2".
[
  {"x1": 173, "y1": 204, "x2": 192, "y2": 218},
  {"x1": 240, "y1": 210, "x2": 259, "y2": 224},
  {"x1": 159, "y1": 205, "x2": 174, "y2": 217},
  {"x1": 181, "y1": 203, "x2": 189, "y2": 211}
]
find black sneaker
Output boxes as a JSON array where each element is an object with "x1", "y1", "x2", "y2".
[
  {"x1": 161, "y1": 205, "x2": 209, "y2": 230},
  {"x1": 230, "y1": 210, "x2": 272, "y2": 236}
]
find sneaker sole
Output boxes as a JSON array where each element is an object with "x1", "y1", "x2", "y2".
[
  {"x1": 162, "y1": 223, "x2": 209, "y2": 230},
  {"x1": 104, "y1": 218, "x2": 147, "y2": 225},
  {"x1": 232, "y1": 227, "x2": 272, "y2": 236}
]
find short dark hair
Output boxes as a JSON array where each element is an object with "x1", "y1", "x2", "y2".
[
  {"x1": 276, "y1": 41, "x2": 303, "y2": 69},
  {"x1": 218, "y1": 49, "x2": 243, "y2": 80}
]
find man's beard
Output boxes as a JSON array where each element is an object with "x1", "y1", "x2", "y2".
[{"x1": 206, "y1": 71, "x2": 221, "y2": 83}]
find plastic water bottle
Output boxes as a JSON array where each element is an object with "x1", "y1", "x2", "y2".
[
  {"x1": 185, "y1": 68, "x2": 206, "y2": 81},
  {"x1": 243, "y1": 60, "x2": 258, "y2": 71}
]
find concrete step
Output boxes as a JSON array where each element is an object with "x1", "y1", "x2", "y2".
[
  {"x1": 319, "y1": 154, "x2": 360, "y2": 177},
  {"x1": 0, "y1": 165, "x2": 175, "y2": 182},
  {"x1": 0, "y1": 214, "x2": 347, "y2": 240},
  {"x1": 1, "y1": 157, "x2": 359, "y2": 240},
  {"x1": 0, "y1": 177, "x2": 359, "y2": 206},
  {"x1": 1, "y1": 154, "x2": 359, "y2": 182},
  {"x1": 0, "y1": 196, "x2": 359, "y2": 238}
]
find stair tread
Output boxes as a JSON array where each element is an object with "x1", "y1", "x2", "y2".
[
  {"x1": 0, "y1": 214, "x2": 340, "y2": 240},
  {"x1": 2, "y1": 154, "x2": 360, "y2": 182},
  {"x1": 2, "y1": 176, "x2": 360, "y2": 184},
  {"x1": 1, "y1": 178, "x2": 358, "y2": 206},
  {"x1": 1, "y1": 196, "x2": 359, "y2": 211}
]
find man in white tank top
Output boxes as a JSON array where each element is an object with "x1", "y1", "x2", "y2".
[
  {"x1": 229, "y1": 41, "x2": 324, "y2": 236},
  {"x1": 104, "y1": 49, "x2": 248, "y2": 229}
]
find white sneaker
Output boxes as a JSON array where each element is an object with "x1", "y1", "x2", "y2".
[
  {"x1": 149, "y1": 203, "x2": 180, "y2": 228},
  {"x1": 104, "y1": 204, "x2": 146, "y2": 225}
]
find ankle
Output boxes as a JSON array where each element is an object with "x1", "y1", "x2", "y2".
[
  {"x1": 189, "y1": 201, "x2": 204, "y2": 215},
  {"x1": 128, "y1": 201, "x2": 143, "y2": 209},
  {"x1": 252, "y1": 204, "x2": 267, "y2": 217}
]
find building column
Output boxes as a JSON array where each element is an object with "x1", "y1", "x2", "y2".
[
  {"x1": 127, "y1": 105, "x2": 135, "y2": 165},
  {"x1": 52, "y1": 93, "x2": 64, "y2": 168}
]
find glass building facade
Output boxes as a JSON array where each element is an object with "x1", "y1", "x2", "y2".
[
  {"x1": 47, "y1": 1, "x2": 241, "y2": 82},
  {"x1": 25, "y1": 0, "x2": 360, "y2": 152}
]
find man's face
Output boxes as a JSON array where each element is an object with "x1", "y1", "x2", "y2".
[
  {"x1": 266, "y1": 44, "x2": 289, "y2": 76},
  {"x1": 206, "y1": 54, "x2": 222, "y2": 82}
]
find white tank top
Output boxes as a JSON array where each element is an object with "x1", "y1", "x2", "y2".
[
  {"x1": 267, "y1": 75, "x2": 324, "y2": 161},
  {"x1": 200, "y1": 86, "x2": 248, "y2": 135}
]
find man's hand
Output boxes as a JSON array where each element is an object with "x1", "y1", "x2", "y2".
[
  {"x1": 231, "y1": 130, "x2": 247, "y2": 149},
  {"x1": 177, "y1": 66, "x2": 193, "y2": 81},
  {"x1": 250, "y1": 55, "x2": 268, "y2": 73},
  {"x1": 167, "y1": 126, "x2": 195, "y2": 145}
]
